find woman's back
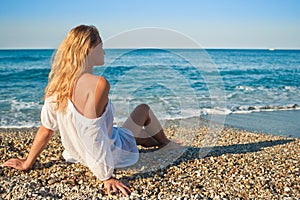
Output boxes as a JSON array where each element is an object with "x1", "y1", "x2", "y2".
[{"x1": 72, "y1": 73, "x2": 110, "y2": 119}]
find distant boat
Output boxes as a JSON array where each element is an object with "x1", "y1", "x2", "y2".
[{"x1": 269, "y1": 48, "x2": 275, "y2": 51}]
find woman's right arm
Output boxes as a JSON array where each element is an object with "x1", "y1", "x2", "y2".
[
  {"x1": 2, "y1": 125, "x2": 53, "y2": 170},
  {"x1": 94, "y1": 77, "x2": 131, "y2": 196}
]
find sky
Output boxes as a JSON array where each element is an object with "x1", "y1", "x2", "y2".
[{"x1": 0, "y1": 0, "x2": 300, "y2": 49}]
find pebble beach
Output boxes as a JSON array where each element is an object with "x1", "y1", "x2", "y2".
[{"x1": 0, "y1": 123, "x2": 299, "y2": 200}]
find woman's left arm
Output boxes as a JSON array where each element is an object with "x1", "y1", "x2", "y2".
[{"x1": 2, "y1": 125, "x2": 54, "y2": 170}]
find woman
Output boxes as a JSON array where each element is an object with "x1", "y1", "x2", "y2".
[{"x1": 3, "y1": 25, "x2": 175, "y2": 196}]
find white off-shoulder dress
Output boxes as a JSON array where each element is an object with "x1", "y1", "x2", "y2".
[{"x1": 41, "y1": 96, "x2": 139, "y2": 181}]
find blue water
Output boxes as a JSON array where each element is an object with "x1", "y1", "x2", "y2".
[{"x1": 0, "y1": 49, "x2": 300, "y2": 136}]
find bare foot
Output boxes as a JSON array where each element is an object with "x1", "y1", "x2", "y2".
[{"x1": 171, "y1": 139, "x2": 184, "y2": 145}]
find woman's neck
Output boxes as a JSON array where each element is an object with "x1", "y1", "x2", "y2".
[{"x1": 85, "y1": 65, "x2": 94, "y2": 74}]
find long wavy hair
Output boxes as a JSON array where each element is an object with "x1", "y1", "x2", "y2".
[{"x1": 44, "y1": 25, "x2": 101, "y2": 112}]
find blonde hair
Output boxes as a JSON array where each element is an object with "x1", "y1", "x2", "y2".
[{"x1": 44, "y1": 25, "x2": 101, "y2": 112}]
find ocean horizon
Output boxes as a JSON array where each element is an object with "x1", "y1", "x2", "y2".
[{"x1": 0, "y1": 48, "x2": 299, "y2": 137}]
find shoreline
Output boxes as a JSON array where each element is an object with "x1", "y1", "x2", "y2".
[
  {"x1": 1, "y1": 122, "x2": 299, "y2": 199},
  {"x1": 2, "y1": 109, "x2": 300, "y2": 138}
]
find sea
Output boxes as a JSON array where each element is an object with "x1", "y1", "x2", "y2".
[{"x1": 0, "y1": 49, "x2": 299, "y2": 137}]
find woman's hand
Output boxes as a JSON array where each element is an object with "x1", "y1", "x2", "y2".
[
  {"x1": 3, "y1": 125, "x2": 53, "y2": 171},
  {"x1": 2, "y1": 158, "x2": 30, "y2": 171},
  {"x1": 103, "y1": 177, "x2": 131, "y2": 196}
]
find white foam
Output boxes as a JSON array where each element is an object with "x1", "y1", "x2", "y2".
[
  {"x1": 232, "y1": 110, "x2": 253, "y2": 114},
  {"x1": 0, "y1": 124, "x2": 39, "y2": 129},
  {"x1": 203, "y1": 108, "x2": 232, "y2": 115},
  {"x1": 10, "y1": 100, "x2": 41, "y2": 111},
  {"x1": 283, "y1": 86, "x2": 297, "y2": 91},
  {"x1": 231, "y1": 104, "x2": 300, "y2": 114},
  {"x1": 236, "y1": 85, "x2": 255, "y2": 91}
]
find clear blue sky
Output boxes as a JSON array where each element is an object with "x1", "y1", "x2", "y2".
[{"x1": 0, "y1": 0, "x2": 299, "y2": 49}]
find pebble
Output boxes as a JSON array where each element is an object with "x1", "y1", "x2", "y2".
[{"x1": 0, "y1": 124, "x2": 299, "y2": 199}]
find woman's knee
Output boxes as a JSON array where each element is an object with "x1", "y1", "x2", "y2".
[
  {"x1": 134, "y1": 104, "x2": 150, "y2": 112},
  {"x1": 130, "y1": 104, "x2": 151, "y2": 126}
]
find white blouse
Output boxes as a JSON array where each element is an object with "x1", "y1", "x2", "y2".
[{"x1": 41, "y1": 96, "x2": 139, "y2": 181}]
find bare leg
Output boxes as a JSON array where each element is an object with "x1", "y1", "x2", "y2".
[
  {"x1": 122, "y1": 104, "x2": 170, "y2": 148},
  {"x1": 144, "y1": 109, "x2": 170, "y2": 147}
]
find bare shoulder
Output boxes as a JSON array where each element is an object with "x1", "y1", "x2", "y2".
[
  {"x1": 94, "y1": 76, "x2": 110, "y2": 117},
  {"x1": 96, "y1": 76, "x2": 110, "y2": 91},
  {"x1": 79, "y1": 74, "x2": 109, "y2": 88},
  {"x1": 80, "y1": 73, "x2": 100, "y2": 82},
  {"x1": 94, "y1": 75, "x2": 110, "y2": 100},
  {"x1": 97, "y1": 76, "x2": 109, "y2": 86}
]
